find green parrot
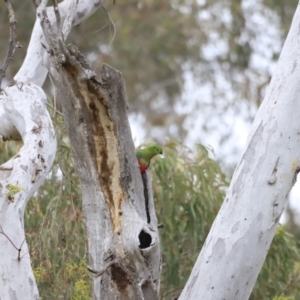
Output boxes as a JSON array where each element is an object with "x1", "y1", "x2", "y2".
[{"x1": 136, "y1": 145, "x2": 163, "y2": 173}]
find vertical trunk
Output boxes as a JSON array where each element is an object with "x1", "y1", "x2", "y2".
[
  {"x1": 0, "y1": 85, "x2": 56, "y2": 299},
  {"x1": 37, "y1": 3, "x2": 161, "y2": 299},
  {"x1": 179, "y1": 4, "x2": 300, "y2": 300}
]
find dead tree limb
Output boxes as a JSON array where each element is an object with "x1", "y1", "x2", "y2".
[
  {"x1": 37, "y1": 1, "x2": 161, "y2": 299},
  {"x1": 0, "y1": 0, "x2": 22, "y2": 89}
]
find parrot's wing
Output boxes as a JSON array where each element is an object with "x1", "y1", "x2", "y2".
[{"x1": 136, "y1": 150, "x2": 142, "y2": 159}]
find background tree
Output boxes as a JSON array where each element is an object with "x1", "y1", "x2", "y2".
[{"x1": 0, "y1": 0, "x2": 298, "y2": 156}]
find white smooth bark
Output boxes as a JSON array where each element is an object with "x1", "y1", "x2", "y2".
[
  {"x1": 0, "y1": 84, "x2": 56, "y2": 299},
  {"x1": 179, "y1": 3, "x2": 300, "y2": 300}
]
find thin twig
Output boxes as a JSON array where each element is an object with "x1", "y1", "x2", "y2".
[
  {"x1": 87, "y1": 260, "x2": 116, "y2": 278},
  {"x1": 101, "y1": 6, "x2": 116, "y2": 46},
  {"x1": 38, "y1": 0, "x2": 59, "y2": 58},
  {"x1": 46, "y1": 74, "x2": 64, "y2": 118},
  {"x1": 51, "y1": 0, "x2": 62, "y2": 38},
  {"x1": 59, "y1": 162, "x2": 80, "y2": 189},
  {"x1": 0, "y1": 0, "x2": 22, "y2": 90},
  {"x1": 20, "y1": 251, "x2": 29, "y2": 260},
  {"x1": 93, "y1": 22, "x2": 109, "y2": 34},
  {"x1": 46, "y1": 102, "x2": 64, "y2": 117},
  {"x1": 0, "y1": 225, "x2": 18, "y2": 251},
  {"x1": 0, "y1": 225, "x2": 26, "y2": 260},
  {"x1": 62, "y1": 0, "x2": 79, "y2": 38}
]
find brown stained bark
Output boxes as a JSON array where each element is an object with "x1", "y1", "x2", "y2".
[
  {"x1": 63, "y1": 49, "x2": 160, "y2": 300},
  {"x1": 38, "y1": 4, "x2": 161, "y2": 299},
  {"x1": 63, "y1": 48, "x2": 125, "y2": 230}
]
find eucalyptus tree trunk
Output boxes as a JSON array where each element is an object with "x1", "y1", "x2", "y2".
[
  {"x1": 37, "y1": 1, "x2": 161, "y2": 298},
  {"x1": 179, "y1": 4, "x2": 300, "y2": 300},
  {"x1": 0, "y1": 0, "x2": 161, "y2": 299},
  {"x1": 0, "y1": 84, "x2": 56, "y2": 300}
]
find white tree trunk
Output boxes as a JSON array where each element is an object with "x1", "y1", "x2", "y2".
[
  {"x1": 179, "y1": 4, "x2": 300, "y2": 300},
  {"x1": 0, "y1": 84, "x2": 56, "y2": 299}
]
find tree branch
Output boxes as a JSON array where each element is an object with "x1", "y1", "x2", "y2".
[
  {"x1": 14, "y1": 0, "x2": 103, "y2": 86},
  {"x1": 0, "y1": 83, "x2": 56, "y2": 298},
  {"x1": 87, "y1": 260, "x2": 117, "y2": 278},
  {"x1": 0, "y1": 0, "x2": 22, "y2": 90},
  {"x1": 179, "y1": 4, "x2": 300, "y2": 299}
]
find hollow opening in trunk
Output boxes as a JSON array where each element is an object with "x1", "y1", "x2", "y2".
[{"x1": 138, "y1": 230, "x2": 152, "y2": 249}]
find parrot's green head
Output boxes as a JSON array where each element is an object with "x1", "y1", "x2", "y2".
[
  {"x1": 136, "y1": 145, "x2": 163, "y2": 162},
  {"x1": 149, "y1": 145, "x2": 163, "y2": 156}
]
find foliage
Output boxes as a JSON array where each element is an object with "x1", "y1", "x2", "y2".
[
  {"x1": 152, "y1": 141, "x2": 228, "y2": 298},
  {"x1": 252, "y1": 226, "x2": 300, "y2": 300},
  {"x1": 152, "y1": 143, "x2": 300, "y2": 299},
  {"x1": 262, "y1": 0, "x2": 298, "y2": 37},
  {"x1": 273, "y1": 297, "x2": 295, "y2": 300},
  {"x1": 21, "y1": 114, "x2": 90, "y2": 300},
  {"x1": 1, "y1": 133, "x2": 300, "y2": 299},
  {"x1": 0, "y1": 1, "x2": 298, "y2": 140}
]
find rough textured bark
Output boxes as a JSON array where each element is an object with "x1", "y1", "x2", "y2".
[
  {"x1": 0, "y1": 0, "x2": 103, "y2": 298},
  {"x1": 179, "y1": 4, "x2": 300, "y2": 300},
  {"x1": 14, "y1": 0, "x2": 103, "y2": 86},
  {"x1": 0, "y1": 84, "x2": 56, "y2": 299},
  {"x1": 37, "y1": 2, "x2": 161, "y2": 300}
]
